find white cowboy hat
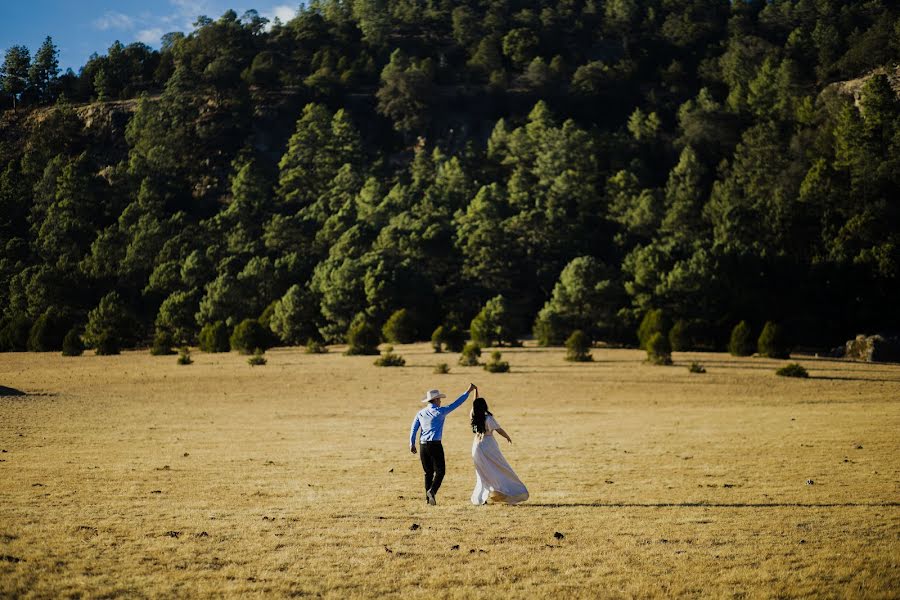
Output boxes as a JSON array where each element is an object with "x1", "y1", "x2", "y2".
[{"x1": 421, "y1": 389, "x2": 447, "y2": 403}]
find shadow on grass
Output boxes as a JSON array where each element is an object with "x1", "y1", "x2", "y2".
[
  {"x1": 807, "y1": 375, "x2": 900, "y2": 384},
  {"x1": 0, "y1": 386, "x2": 26, "y2": 397},
  {"x1": 523, "y1": 502, "x2": 900, "y2": 509}
]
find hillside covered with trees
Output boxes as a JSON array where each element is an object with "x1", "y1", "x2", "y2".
[{"x1": 1, "y1": 0, "x2": 899, "y2": 354}]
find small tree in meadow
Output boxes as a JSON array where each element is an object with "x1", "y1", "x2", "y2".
[
  {"x1": 374, "y1": 345, "x2": 406, "y2": 367},
  {"x1": 458, "y1": 342, "x2": 482, "y2": 366},
  {"x1": 199, "y1": 321, "x2": 230, "y2": 352},
  {"x1": 646, "y1": 332, "x2": 672, "y2": 365},
  {"x1": 565, "y1": 330, "x2": 592, "y2": 362},
  {"x1": 431, "y1": 325, "x2": 445, "y2": 352},
  {"x1": 177, "y1": 347, "x2": 193, "y2": 365},
  {"x1": 637, "y1": 309, "x2": 666, "y2": 350},
  {"x1": 729, "y1": 321, "x2": 754, "y2": 356},
  {"x1": 84, "y1": 292, "x2": 134, "y2": 354},
  {"x1": 470, "y1": 295, "x2": 516, "y2": 347},
  {"x1": 230, "y1": 319, "x2": 270, "y2": 354},
  {"x1": 28, "y1": 308, "x2": 70, "y2": 352},
  {"x1": 484, "y1": 350, "x2": 510, "y2": 373},
  {"x1": 248, "y1": 348, "x2": 267, "y2": 366},
  {"x1": 758, "y1": 321, "x2": 790, "y2": 358},
  {"x1": 382, "y1": 308, "x2": 416, "y2": 344},
  {"x1": 345, "y1": 313, "x2": 380, "y2": 355},
  {"x1": 306, "y1": 338, "x2": 327, "y2": 354},
  {"x1": 150, "y1": 330, "x2": 177, "y2": 355},
  {"x1": 443, "y1": 325, "x2": 466, "y2": 352},
  {"x1": 61, "y1": 328, "x2": 84, "y2": 356},
  {"x1": 669, "y1": 319, "x2": 690, "y2": 352}
]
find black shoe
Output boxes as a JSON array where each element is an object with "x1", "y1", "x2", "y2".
[{"x1": 426, "y1": 490, "x2": 436, "y2": 505}]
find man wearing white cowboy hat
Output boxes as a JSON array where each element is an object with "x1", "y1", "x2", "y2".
[{"x1": 410, "y1": 383, "x2": 477, "y2": 505}]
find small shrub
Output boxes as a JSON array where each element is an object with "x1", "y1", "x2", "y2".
[
  {"x1": 458, "y1": 342, "x2": 482, "y2": 366},
  {"x1": 95, "y1": 333, "x2": 121, "y2": 356},
  {"x1": 646, "y1": 332, "x2": 672, "y2": 365},
  {"x1": 382, "y1": 309, "x2": 416, "y2": 344},
  {"x1": 431, "y1": 325, "x2": 445, "y2": 353},
  {"x1": 374, "y1": 345, "x2": 406, "y2": 367},
  {"x1": 484, "y1": 350, "x2": 510, "y2": 373},
  {"x1": 247, "y1": 348, "x2": 267, "y2": 366},
  {"x1": 177, "y1": 347, "x2": 193, "y2": 365},
  {"x1": 150, "y1": 331, "x2": 177, "y2": 356},
  {"x1": 61, "y1": 328, "x2": 85, "y2": 357},
  {"x1": 306, "y1": 338, "x2": 327, "y2": 354},
  {"x1": 230, "y1": 319, "x2": 270, "y2": 354},
  {"x1": 199, "y1": 321, "x2": 230, "y2": 353},
  {"x1": 28, "y1": 308, "x2": 70, "y2": 352},
  {"x1": 637, "y1": 309, "x2": 666, "y2": 349},
  {"x1": 688, "y1": 362, "x2": 706, "y2": 374},
  {"x1": 776, "y1": 363, "x2": 808, "y2": 378},
  {"x1": 669, "y1": 319, "x2": 690, "y2": 352},
  {"x1": 434, "y1": 362, "x2": 450, "y2": 374},
  {"x1": 443, "y1": 325, "x2": 466, "y2": 352},
  {"x1": 345, "y1": 314, "x2": 380, "y2": 355},
  {"x1": 565, "y1": 330, "x2": 593, "y2": 362},
  {"x1": 758, "y1": 321, "x2": 790, "y2": 359},
  {"x1": 729, "y1": 320, "x2": 754, "y2": 356}
]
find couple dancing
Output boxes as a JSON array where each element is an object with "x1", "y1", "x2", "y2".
[{"x1": 409, "y1": 383, "x2": 528, "y2": 506}]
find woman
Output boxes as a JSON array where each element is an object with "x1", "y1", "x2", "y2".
[{"x1": 470, "y1": 392, "x2": 528, "y2": 505}]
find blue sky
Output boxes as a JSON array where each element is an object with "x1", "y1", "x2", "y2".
[{"x1": 1, "y1": 1, "x2": 300, "y2": 73}]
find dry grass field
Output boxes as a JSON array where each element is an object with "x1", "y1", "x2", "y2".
[{"x1": 1, "y1": 344, "x2": 899, "y2": 598}]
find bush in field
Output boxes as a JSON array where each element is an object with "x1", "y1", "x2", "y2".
[
  {"x1": 443, "y1": 325, "x2": 466, "y2": 352},
  {"x1": 758, "y1": 321, "x2": 790, "y2": 359},
  {"x1": 177, "y1": 347, "x2": 193, "y2": 365},
  {"x1": 637, "y1": 309, "x2": 666, "y2": 350},
  {"x1": 669, "y1": 319, "x2": 690, "y2": 352},
  {"x1": 484, "y1": 350, "x2": 510, "y2": 373},
  {"x1": 247, "y1": 348, "x2": 267, "y2": 366},
  {"x1": 646, "y1": 332, "x2": 672, "y2": 365},
  {"x1": 84, "y1": 292, "x2": 134, "y2": 354},
  {"x1": 431, "y1": 325, "x2": 445, "y2": 352},
  {"x1": 150, "y1": 330, "x2": 177, "y2": 355},
  {"x1": 345, "y1": 313, "x2": 380, "y2": 355},
  {"x1": 458, "y1": 342, "x2": 482, "y2": 366},
  {"x1": 95, "y1": 333, "x2": 121, "y2": 356},
  {"x1": 565, "y1": 330, "x2": 593, "y2": 362},
  {"x1": 688, "y1": 362, "x2": 706, "y2": 374},
  {"x1": 61, "y1": 328, "x2": 85, "y2": 356},
  {"x1": 28, "y1": 308, "x2": 70, "y2": 352},
  {"x1": 776, "y1": 363, "x2": 808, "y2": 378},
  {"x1": 729, "y1": 321, "x2": 755, "y2": 356},
  {"x1": 470, "y1": 295, "x2": 516, "y2": 347},
  {"x1": 230, "y1": 319, "x2": 270, "y2": 354},
  {"x1": 374, "y1": 345, "x2": 406, "y2": 367},
  {"x1": 382, "y1": 308, "x2": 416, "y2": 344},
  {"x1": 199, "y1": 321, "x2": 230, "y2": 353},
  {"x1": 306, "y1": 338, "x2": 327, "y2": 354},
  {"x1": 434, "y1": 362, "x2": 450, "y2": 374}
]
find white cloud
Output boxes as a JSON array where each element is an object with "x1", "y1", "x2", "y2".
[
  {"x1": 267, "y1": 4, "x2": 298, "y2": 23},
  {"x1": 93, "y1": 11, "x2": 135, "y2": 31},
  {"x1": 137, "y1": 28, "x2": 165, "y2": 45}
]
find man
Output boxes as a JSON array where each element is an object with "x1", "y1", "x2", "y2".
[{"x1": 410, "y1": 383, "x2": 476, "y2": 505}]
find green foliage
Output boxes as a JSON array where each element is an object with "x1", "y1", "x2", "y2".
[
  {"x1": 247, "y1": 348, "x2": 267, "y2": 366},
  {"x1": 646, "y1": 332, "x2": 672, "y2": 365},
  {"x1": 83, "y1": 292, "x2": 133, "y2": 354},
  {"x1": 198, "y1": 321, "x2": 230, "y2": 353},
  {"x1": 458, "y1": 342, "x2": 481, "y2": 367},
  {"x1": 376, "y1": 49, "x2": 434, "y2": 134},
  {"x1": 565, "y1": 330, "x2": 593, "y2": 362},
  {"x1": 27, "y1": 307, "x2": 70, "y2": 352},
  {"x1": 729, "y1": 321, "x2": 755, "y2": 357},
  {"x1": 150, "y1": 330, "x2": 176, "y2": 356},
  {"x1": 637, "y1": 309, "x2": 666, "y2": 350},
  {"x1": 669, "y1": 320, "x2": 690, "y2": 352},
  {"x1": 374, "y1": 345, "x2": 405, "y2": 367},
  {"x1": 470, "y1": 295, "x2": 516, "y2": 347},
  {"x1": 382, "y1": 308, "x2": 415, "y2": 344},
  {"x1": 776, "y1": 363, "x2": 808, "y2": 378},
  {"x1": 270, "y1": 284, "x2": 318, "y2": 346},
  {"x1": 345, "y1": 314, "x2": 380, "y2": 356},
  {"x1": 484, "y1": 350, "x2": 510, "y2": 373},
  {"x1": 177, "y1": 347, "x2": 193, "y2": 365},
  {"x1": 61, "y1": 328, "x2": 84, "y2": 356},
  {"x1": 431, "y1": 325, "x2": 445, "y2": 353},
  {"x1": 688, "y1": 362, "x2": 706, "y2": 374},
  {"x1": 306, "y1": 339, "x2": 327, "y2": 354},
  {"x1": 434, "y1": 362, "x2": 450, "y2": 374},
  {"x1": 758, "y1": 321, "x2": 791, "y2": 359},
  {"x1": 230, "y1": 318, "x2": 270, "y2": 355},
  {"x1": 443, "y1": 325, "x2": 466, "y2": 353},
  {"x1": 0, "y1": 315, "x2": 33, "y2": 352}
]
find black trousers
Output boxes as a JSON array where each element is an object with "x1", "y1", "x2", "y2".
[{"x1": 419, "y1": 441, "x2": 446, "y2": 495}]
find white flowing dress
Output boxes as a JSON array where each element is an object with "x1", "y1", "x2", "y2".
[{"x1": 471, "y1": 415, "x2": 529, "y2": 505}]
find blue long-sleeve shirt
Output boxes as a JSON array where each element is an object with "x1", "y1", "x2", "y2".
[{"x1": 409, "y1": 389, "x2": 470, "y2": 447}]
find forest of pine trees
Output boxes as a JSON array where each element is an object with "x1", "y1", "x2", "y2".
[{"x1": 1, "y1": 0, "x2": 898, "y2": 354}]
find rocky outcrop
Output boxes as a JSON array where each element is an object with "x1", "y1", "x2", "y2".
[{"x1": 844, "y1": 334, "x2": 900, "y2": 363}]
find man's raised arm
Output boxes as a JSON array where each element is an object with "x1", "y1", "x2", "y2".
[{"x1": 440, "y1": 383, "x2": 476, "y2": 414}]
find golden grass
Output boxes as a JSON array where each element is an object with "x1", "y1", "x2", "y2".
[{"x1": 1, "y1": 344, "x2": 899, "y2": 598}]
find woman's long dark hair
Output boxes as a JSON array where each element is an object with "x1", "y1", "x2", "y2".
[{"x1": 471, "y1": 397, "x2": 492, "y2": 434}]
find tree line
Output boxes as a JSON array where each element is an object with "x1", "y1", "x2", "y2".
[{"x1": 1, "y1": 1, "x2": 898, "y2": 355}]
